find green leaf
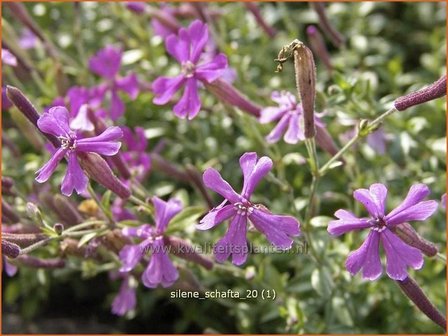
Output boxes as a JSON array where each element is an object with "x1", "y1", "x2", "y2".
[
  {"x1": 101, "y1": 190, "x2": 112, "y2": 211},
  {"x1": 166, "y1": 206, "x2": 206, "y2": 234},
  {"x1": 77, "y1": 232, "x2": 99, "y2": 248},
  {"x1": 310, "y1": 216, "x2": 333, "y2": 228},
  {"x1": 311, "y1": 267, "x2": 334, "y2": 298}
]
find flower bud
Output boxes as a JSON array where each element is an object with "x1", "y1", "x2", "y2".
[
  {"x1": 164, "y1": 236, "x2": 213, "y2": 270},
  {"x1": 2, "y1": 176, "x2": 14, "y2": 190},
  {"x1": 26, "y1": 202, "x2": 44, "y2": 226},
  {"x1": 391, "y1": 222, "x2": 438, "y2": 257},
  {"x1": 53, "y1": 195, "x2": 83, "y2": 226},
  {"x1": 77, "y1": 152, "x2": 131, "y2": 199},
  {"x1": 53, "y1": 223, "x2": 64, "y2": 235},
  {"x1": 2, "y1": 232, "x2": 47, "y2": 247},
  {"x1": 204, "y1": 79, "x2": 262, "y2": 117},
  {"x1": 6, "y1": 86, "x2": 60, "y2": 147},
  {"x1": 2, "y1": 239, "x2": 21, "y2": 258},
  {"x1": 394, "y1": 75, "x2": 446, "y2": 111},
  {"x1": 306, "y1": 25, "x2": 332, "y2": 74},
  {"x1": 293, "y1": 43, "x2": 317, "y2": 138}
]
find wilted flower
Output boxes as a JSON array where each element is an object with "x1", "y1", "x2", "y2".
[
  {"x1": 152, "y1": 20, "x2": 228, "y2": 119},
  {"x1": 197, "y1": 152, "x2": 301, "y2": 266},
  {"x1": 119, "y1": 197, "x2": 182, "y2": 288},
  {"x1": 35, "y1": 106, "x2": 123, "y2": 196},
  {"x1": 328, "y1": 183, "x2": 438, "y2": 281},
  {"x1": 89, "y1": 46, "x2": 139, "y2": 120},
  {"x1": 259, "y1": 91, "x2": 325, "y2": 144}
]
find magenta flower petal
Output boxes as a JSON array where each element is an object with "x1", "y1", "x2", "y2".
[
  {"x1": 386, "y1": 184, "x2": 431, "y2": 221},
  {"x1": 142, "y1": 240, "x2": 179, "y2": 288},
  {"x1": 195, "y1": 54, "x2": 228, "y2": 83},
  {"x1": 259, "y1": 107, "x2": 289, "y2": 124},
  {"x1": 119, "y1": 244, "x2": 145, "y2": 272},
  {"x1": 35, "y1": 148, "x2": 67, "y2": 183},
  {"x1": 2, "y1": 49, "x2": 17, "y2": 66},
  {"x1": 173, "y1": 78, "x2": 201, "y2": 119},
  {"x1": 249, "y1": 209, "x2": 300, "y2": 249},
  {"x1": 37, "y1": 106, "x2": 71, "y2": 137},
  {"x1": 165, "y1": 33, "x2": 190, "y2": 64},
  {"x1": 80, "y1": 126, "x2": 123, "y2": 143},
  {"x1": 240, "y1": 155, "x2": 273, "y2": 199},
  {"x1": 188, "y1": 20, "x2": 209, "y2": 63},
  {"x1": 239, "y1": 152, "x2": 257, "y2": 186},
  {"x1": 353, "y1": 183, "x2": 387, "y2": 218},
  {"x1": 266, "y1": 114, "x2": 290, "y2": 144},
  {"x1": 61, "y1": 153, "x2": 89, "y2": 196},
  {"x1": 197, "y1": 203, "x2": 235, "y2": 230},
  {"x1": 213, "y1": 214, "x2": 248, "y2": 266},
  {"x1": 69, "y1": 105, "x2": 94, "y2": 131},
  {"x1": 89, "y1": 46, "x2": 122, "y2": 80},
  {"x1": 111, "y1": 278, "x2": 136, "y2": 316},
  {"x1": 152, "y1": 75, "x2": 186, "y2": 105},
  {"x1": 203, "y1": 168, "x2": 240, "y2": 203},
  {"x1": 3, "y1": 257, "x2": 18, "y2": 277},
  {"x1": 122, "y1": 224, "x2": 153, "y2": 239},
  {"x1": 327, "y1": 209, "x2": 372, "y2": 236},
  {"x1": 153, "y1": 196, "x2": 183, "y2": 233},
  {"x1": 271, "y1": 91, "x2": 296, "y2": 105},
  {"x1": 386, "y1": 200, "x2": 438, "y2": 226},
  {"x1": 115, "y1": 73, "x2": 140, "y2": 99},
  {"x1": 76, "y1": 141, "x2": 121, "y2": 156},
  {"x1": 284, "y1": 113, "x2": 300, "y2": 144},
  {"x1": 381, "y1": 229, "x2": 423, "y2": 280},
  {"x1": 345, "y1": 230, "x2": 382, "y2": 280}
]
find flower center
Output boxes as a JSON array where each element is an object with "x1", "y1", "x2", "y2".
[
  {"x1": 234, "y1": 200, "x2": 254, "y2": 216},
  {"x1": 371, "y1": 217, "x2": 387, "y2": 232},
  {"x1": 59, "y1": 131, "x2": 77, "y2": 150},
  {"x1": 181, "y1": 61, "x2": 196, "y2": 78}
]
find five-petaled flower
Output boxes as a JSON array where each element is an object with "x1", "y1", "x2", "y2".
[
  {"x1": 89, "y1": 46, "x2": 139, "y2": 120},
  {"x1": 119, "y1": 197, "x2": 182, "y2": 288},
  {"x1": 35, "y1": 106, "x2": 123, "y2": 196},
  {"x1": 259, "y1": 91, "x2": 325, "y2": 144},
  {"x1": 328, "y1": 183, "x2": 438, "y2": 281},
  {"x1": 197, "y1": 152, "x2": 301, "y2": 266},
  {"x1": 152, "y1": 20, "x2": 228, "y2": 120}
]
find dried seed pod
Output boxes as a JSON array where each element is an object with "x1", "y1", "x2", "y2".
[
  {"x1": 77, "y1": 152, "x2": 131, "y2": 199},
  {"x1": 394, "y1": 75, "x2": 446, "y2": 111},
  {"x1": 293, "y1": 43, "x2": 317, "y2": 138}
]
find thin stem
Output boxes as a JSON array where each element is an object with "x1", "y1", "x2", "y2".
[
  {"x1": 63, "y1": 220, "x2": 106, "y2": 233},
  {"x1": 319, "y1": 134, "x2": 360, "y2": 175},
  {"x1": 87, "y1": 184, "x2": 115, "y2": 227},
  {"x1": 436, "y1": 252, "x2": 446, "y2": 263}
]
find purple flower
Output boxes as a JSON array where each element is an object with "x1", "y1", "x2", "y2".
[
  {"x1": 125, "y1": 2, "x2": 147, "y2": 14},
  {"x1": 111, "y1": 275, "x2": 137, "y2": 316},
  {"x1": 197, "y1": 152, "x2": 301, "y2": 266},
  {"x1": 3, "y1": 257, "x2": 18, "y2": 277},
  {"x1": 121, "y1": 127, "x2": 151, "y2": 181},
  {"x1": 2, "y1": 49, "x2": 17, "y2": 66},
  {"x1": 89, "y1": 46, "x2": 139, "y2": 120},
  {"x1": 112, "y1": 197, "x2": 136, "y2": 222},
  {"x1": 328, "y1": 183, "x2": 438, "y2": 281},
  {"x1": 259, "y1": 91, "x2": 325, "y2": 144},
  {"x1": 35, "y1": 106, "x2": 123, "y2": 196},
  {"x1": 19, "y1": 28, "x2": 38, "y2": 50},
  {"x1": 152, "y1": 20, "x2": 228, "y2": 120},
  {"x1": 119, "y1": 197, "x2": 182, "y2": 288}
]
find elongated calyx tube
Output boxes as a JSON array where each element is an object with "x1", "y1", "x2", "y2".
[
  {"x1": 391, "y1": 222, "x2": 438, "y2": 257},
  {"x1": 396, "y1": 277, "x2": 446, "y2": 331},
  {"x1": 17, "y1": 255, "x2": 65, "y2": 269},
  {"x1": 53, "y1": 195, "x2": 84, "y2": 226},
  {"x1": 2, "y1": 233, "x2": 47, "y2": 247},
  {"x1": 394, "y1": 75, "x2": 447, "y2": 111},
  {"x1": 164, "y1": 236, "x2": 213, "y2": 270},
  {"x1": 244, "y1": 3, "x2": 276, "y2": 38},
  {"x1": 77, "y1": 152, "x2": 131, "y2": 199},
  {"x1": 294, "y1": 43, "x2": 317, "y2": 138},
  {"x1": 6, "y1": 86, "x2": 61, "y2": 148},
  {"x1": 204, "y1": 79, "x2": 262, "y2": 117},
  {"x1": 310, "y1": 2, "x2": 345, "y2": 48},
  {"x1": 2, "y1": 240, "x2": 21, "y2": 258},
  {"x1": 2, "y1": 200, "x2": 20, "y2": 223}
]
